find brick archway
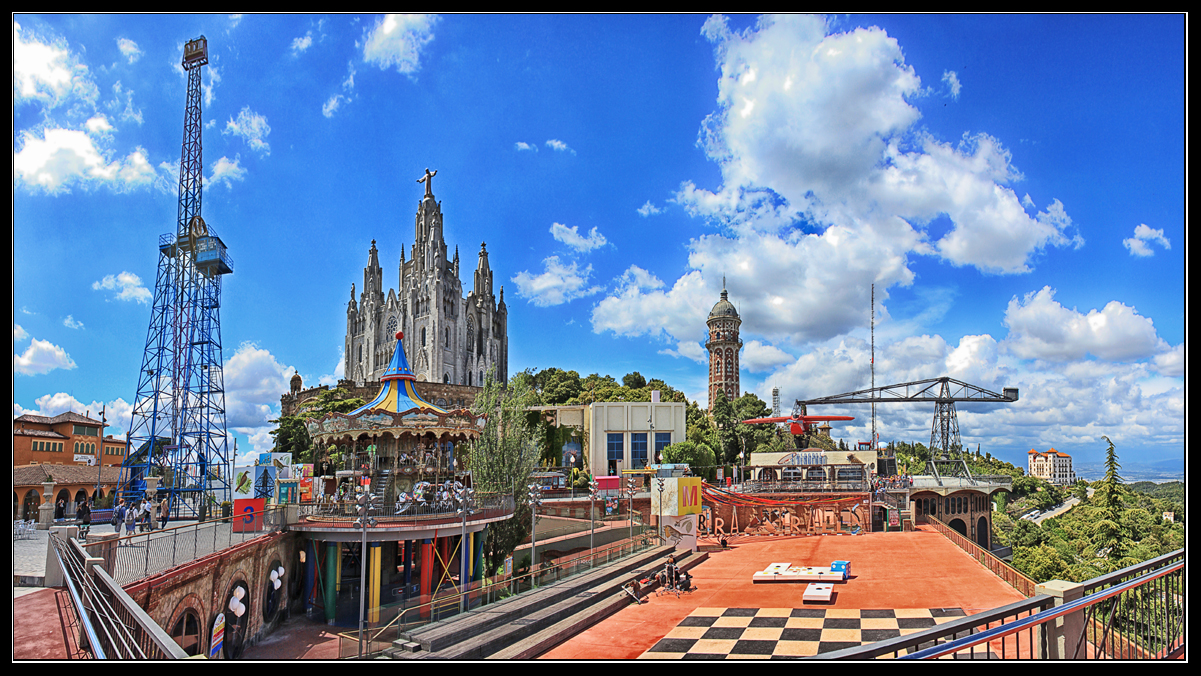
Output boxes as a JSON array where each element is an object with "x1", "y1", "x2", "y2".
[{"x1": 948, "y1": 518, "x2": 967, "y2": 537}]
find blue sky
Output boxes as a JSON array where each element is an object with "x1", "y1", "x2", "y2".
[{"x1": 13, "y1": 14, "x2": 1185, "y2": 472}]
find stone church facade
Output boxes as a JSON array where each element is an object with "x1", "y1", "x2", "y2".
[{"x1": 344, "y1": 171, "x2": 508, "y2": 389}]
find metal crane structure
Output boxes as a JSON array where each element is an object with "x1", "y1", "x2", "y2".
[
  {"x1": 797, "y1": 377, "x2": 1018, "y2": 475},
  {"x1": 120, "y1": 36, "x2": 234, "y2": 520}
]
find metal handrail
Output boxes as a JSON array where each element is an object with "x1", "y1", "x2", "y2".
[
  {"x1": 926, "y1": 513, "x2": 1037, "y2": 597},
  {"x1": 343, "y1": 529, "x2": 654, "y2": 657},
  {"x1": 51, "y1": 534, "x2": 108, "y2": 658},
  {"x1": 814, "y1": 594, "x2": 1054, "y2": 660},
  {"x1": 51, "y1": 532, "x2": 188, "y2": 659},
  {"x1": 903, "y1": 554, "x2": 1185, "y2": 659}
]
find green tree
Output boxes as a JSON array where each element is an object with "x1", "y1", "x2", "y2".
[
  {"x1": 469, "y1": 370, "x2": 540, "y2": 577},
  {"x1": 622, "y1": 371, "x2": 647, "y2": 389},
  {"x1": 1098, "y1": 435, "x2": 1124, "y2": 515},
  {"x1": 1013, "y1": 543, "x2": 1070, "y2": 583},
  {"x1": 268, "y1": 386, "x2": 365, "y2": 465},
  {"x1": 661, "y1": 441, "x2": 718, "y2": 481},
  {"x1": 268, "y1": 414, "x2": 313, "y2": 463},
  {"x1": 709, "y1": 389, "x2": 739, "y2": 464}
]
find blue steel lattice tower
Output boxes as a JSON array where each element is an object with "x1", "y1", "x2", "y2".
[{"x1": 120, "y1": 36, "x2": 233, "y2": 519}]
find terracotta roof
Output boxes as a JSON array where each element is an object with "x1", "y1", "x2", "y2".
[
  {"x1": 13, "y1": 428, "x2": 69, "y2": 439},
  {"x1": 13, "y1": 463, "x2": 122, "y2": 487},
  {"x1": 14, "y1": 411, "x2": 102, "y2": 426}
]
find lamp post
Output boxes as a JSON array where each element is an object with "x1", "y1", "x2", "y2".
[
  {"x1": 588, "y1": 479, "x2": 599, "y2": 569},
  {"x1": 355, "y1": 483, "x2": 377, "y2": 659},
  {"x1": 626, "y1": 476, "x2": 636, "y2": 545},
  {"x1": 656, "y1": 477, "x2": 665, "y2": 543},
  {"x1": 456, "y1": 482, "x2": 476, "y2": 614},
  {"x1": 526, "y1": 483, "x2": 542, "y2": 587}
]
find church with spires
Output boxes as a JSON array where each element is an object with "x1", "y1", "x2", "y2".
[{"x1": 344, "y1": 169, "x2": 508, "y2": 390}]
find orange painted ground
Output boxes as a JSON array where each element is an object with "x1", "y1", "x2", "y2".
[{"x1": 539, "y1": 526, "x2": 1027, "y2": 660}]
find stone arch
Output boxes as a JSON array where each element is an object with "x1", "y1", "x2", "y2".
[
  {"x1": 20, "y1": 489, "x2": 40, "y2": 520},
  {"x1": 261, "y1": 555, "x2": 285, "y2": 625},
  {"x1": 167, "y1": 593, "x2": 207, "y2": 656},
  {"x1": 948, "y1": 518, "x2": 967, "y2": 537},
  {"x1": 221, "y1": 576, "x2": 252, "y2": 660},
  {"x1": 976, "y1": 516, "x2": 990, "y2": 549}
]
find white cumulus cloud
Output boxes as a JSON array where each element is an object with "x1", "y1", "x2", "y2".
[
  {"x1": 208, "y1": 155, "x2": 247, "y2": 189},
  {"x1": 93, "y1": 271, "x2": 151, "y2": 304},
  {"x1": 512, "y1": 257, "x2": 604, "y2": 307},
  {"x1": 550, "y1": 223, "x2": 608, "y2": 253},
  {"x1": 1001, "y1": 286, "x2": 1171, "y2": 363},
  {"x1": 942, "y1": 70, "x2": 961, "y2": 99},
  {"x1": 116, "y1": 37, "x2": 142, "y2": 64},
  {"x1": 545, "y1": 139, "x2": 575, "y2": 154},
  {"x1": 291, "y1": 31, "x2": 313, "y2": 55},
  {"x1": 1122, "y1": 223, "x2": 1170, "y2": 257},
  {"x1": 223, "y1": 106, "x2": 271, "y2": 155},
  {"x1": 637, "y1": 201, "x2": 662, "y2": 217},
  {"x1": 363, "y1": 14, "x2": 439, "y2": 76},
  {"x1": 14, "y1": 337, "x2": 76, "y2": 376}
]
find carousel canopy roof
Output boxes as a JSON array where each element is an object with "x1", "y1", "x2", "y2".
[{"x1": 349, "y1": 332, "x2": 446, "y2": 416}]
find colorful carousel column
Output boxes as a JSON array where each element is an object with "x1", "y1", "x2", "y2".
[
  {"x1": 368, "y1": 541, "x2": 382, "y2": 624},
  {"x1": 420, "y1": 539, "x2": 434, "y2": 619},
  {"x1": 324, "y1": 541, "x2": 338, "y2": 624}
]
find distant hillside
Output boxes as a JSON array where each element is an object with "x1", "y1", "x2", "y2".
[{"x1": 1128, "y1": 481, "x2": 1184, "y2": 512}]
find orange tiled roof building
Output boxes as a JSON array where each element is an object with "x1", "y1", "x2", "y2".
[{"x1": 1027, "y1": 448, "x2": 1077, "y2": 486}]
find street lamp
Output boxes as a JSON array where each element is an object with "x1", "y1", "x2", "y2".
[
  {"x1": 456, "y1": 481, "x2": 476, "y2": 614},
  {"x1": 526, "y1": 483, "x2": 542, "y2": 586},
  {"x1": 656, "y1": 477, "x2": 665, "y2": 543},
  {"x1": 588, "y1": 479, "x2": 599, "y2": 569},
  {"x1": 625, "y1": 476, "x2": 636, "y2": 546},
  {"x1": 355, "y1": 484, "x2": 378, "y2": 659}
]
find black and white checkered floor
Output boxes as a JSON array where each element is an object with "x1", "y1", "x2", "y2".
[{"x1": 639, "y1": 606, "x2": 967, "y2": 659}]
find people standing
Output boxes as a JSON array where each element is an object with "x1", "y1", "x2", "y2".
[
  {"x1": 55, "y1": 499, "x2": 65, "y2": 522},
  {"x1": 160, "y1": 496, "x2": 169, "y2": 528}
]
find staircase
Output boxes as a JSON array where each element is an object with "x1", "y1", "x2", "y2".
[{"x1": 383, "y1": 545, "x2": 706, "y2": 660}]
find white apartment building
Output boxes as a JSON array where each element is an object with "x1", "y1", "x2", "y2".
[{"x1": 1027, "y1": 448, "x2": 1077, "y2": 486}]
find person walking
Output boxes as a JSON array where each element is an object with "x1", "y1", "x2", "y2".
[
  {"x1": 76, "y1": 497, "x2": 92, "y2": 535},
  {"x1": 113, "y1": 499, "x2": 126, "y2": 534},
  {"x1": 123, "y1": 500, "x2": 139, "y2": 543}
]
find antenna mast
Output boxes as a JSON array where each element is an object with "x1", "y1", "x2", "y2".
[{"x1": 871, "y1": 283, "x2": 876, "y2": 448}]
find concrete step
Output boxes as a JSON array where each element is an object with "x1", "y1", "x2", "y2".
[
  {"x1": 391, "y1": 544, "x2": 675, "y2": 657},
  {"x1": 488, "y1": 550, "x2": 708, "y2": 660}
]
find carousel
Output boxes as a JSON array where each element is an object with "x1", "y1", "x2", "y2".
[{"x1": 305, "y1": 330, "x2": 483, "y2": 508}]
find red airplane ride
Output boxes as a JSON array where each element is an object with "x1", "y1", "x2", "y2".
[{"x1": 741, "y1": 414, "x2": 855, "y2": 438}]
